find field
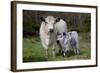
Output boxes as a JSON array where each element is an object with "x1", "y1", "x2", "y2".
[{"x1": 23, "y1": 32, "x2": 91, "y2": 62}]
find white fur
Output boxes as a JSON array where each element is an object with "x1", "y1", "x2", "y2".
[{"x1": 55, "y1": 19, "x2": 67, "y2": 34}]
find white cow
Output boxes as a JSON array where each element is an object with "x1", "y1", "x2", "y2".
[
  {"x1": 40, "y1": 16, "x2": 61, "y2": 59},
  {"x1": 57, "y1": 31, "x2": 80, "y2": 56}
]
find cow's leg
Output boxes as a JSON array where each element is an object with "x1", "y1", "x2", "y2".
[
  {"x1": 58, "y1": 44, "x2": 63, "y2": 55},
  {"x1": 42, "y1": 42, "x2": 48, "y2": 59},
  {"x1": 44, "y1": 49, "x2": 48, "y2": 59},
  {"x1": 52, "y1": 45, "x2": 56, "y2": 60}
]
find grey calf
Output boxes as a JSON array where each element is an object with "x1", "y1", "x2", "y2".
[{"x1": 57, "y1": 31, "x2": 80, "y2": 56}]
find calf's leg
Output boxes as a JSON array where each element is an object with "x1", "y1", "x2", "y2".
[{"x1": 76, "y1": 41, "x2": 80, "y2": 55}]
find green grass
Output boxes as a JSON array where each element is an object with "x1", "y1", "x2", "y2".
[{"x1": 23, "y1": 32, "x2": 91, "y2": 62}]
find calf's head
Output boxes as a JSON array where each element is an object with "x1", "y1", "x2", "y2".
[
  {"x1": 57, "y1": 32, "x2": 66, "y2": 44},
  {"x1": 40, "y1": 16, "x2": 60, "y2": 33}
]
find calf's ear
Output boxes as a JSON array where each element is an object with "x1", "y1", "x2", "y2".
[
  {"x1": 40, "y1": 17, "x2": 45, "y2": 22},
  {"x1": 63, "y1": 32, "x2": 66, "y2": 36},
  {"x1": 56, "y1": 17, "x2": 60, "y2": 23}
]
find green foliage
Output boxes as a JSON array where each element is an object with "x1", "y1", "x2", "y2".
[
  {"x1": 78, "y1": 15, "x2": 91, "y2": 32},
  {"x1": 23, "y1": 10, "x2": 91, "y2": 34},
  {"x1": 67, "y1": 14, "x2": 91, "y2": 33},
  {"x1": 23, "y1": 15, "x2": 34, "y2": 32},
  {"x1": 23, "y1": 11, "x2": 40, "y2": 32}
]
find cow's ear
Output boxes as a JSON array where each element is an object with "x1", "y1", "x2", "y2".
[
  {"x1": 56, "y1": 17, "x2": 60, "y2": 23},
  {"x1": 40, "y1": 17, "x2": 45, "y2": 22}
]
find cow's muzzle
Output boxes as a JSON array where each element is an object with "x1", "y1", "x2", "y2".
[{"x1": 49, "y1": 29, "x2": 54, "y2": 33}]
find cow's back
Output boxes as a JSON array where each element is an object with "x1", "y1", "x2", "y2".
[{"x1": 55, "y1": 19, "x2": 67, "y2": 34}]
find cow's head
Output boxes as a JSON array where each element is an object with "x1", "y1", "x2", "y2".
[{"x1": 40, "y1": 16, "x2": 60, "y2": 33}]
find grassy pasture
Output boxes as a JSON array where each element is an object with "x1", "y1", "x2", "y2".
[{"x1": 23, "y1": 32, "x2": 91, "y2": 62}]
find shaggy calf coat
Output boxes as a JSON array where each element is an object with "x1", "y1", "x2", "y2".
[{"x1": 57, "y1": 31, "x2": 80, "y2": 56}]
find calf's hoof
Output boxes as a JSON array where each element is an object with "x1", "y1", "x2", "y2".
[{"x1": 63, "y1": 53, "x2": 66, "y2": 57}]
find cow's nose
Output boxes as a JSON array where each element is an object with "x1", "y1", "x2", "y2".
[{"x1": 49, "y1": 29, "x2": 54, "y2": 33}]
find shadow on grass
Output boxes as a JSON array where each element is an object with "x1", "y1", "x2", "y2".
[
  {"x1": 56, "y1": 50, "x2": 83, "y2": 57},
  {"x1": 23, "y1": 51, "x2": 85, "y2": 62},
  {"x1": 23, "y1": 56, "x2": 48, "y2": 62}
]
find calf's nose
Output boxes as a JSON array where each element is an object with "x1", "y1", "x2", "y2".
[{"x1": 57, "y1": 40, "x2": 59, "y2": 44}]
